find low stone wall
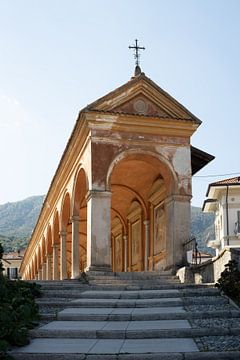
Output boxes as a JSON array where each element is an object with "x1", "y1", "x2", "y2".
[{"x1": 177, "y1": 247, "x2": 240, "y2": 284}]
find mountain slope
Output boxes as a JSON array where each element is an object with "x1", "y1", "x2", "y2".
[
  {"x1": 0, "y1": 195, "x2": 45, "y2": 252},
  {"x1": 0, "y1": 196, "x2": 215, "y2": 254},
  {"x1": 191, "y1": 206, "x2": 215, "y2": 255}
]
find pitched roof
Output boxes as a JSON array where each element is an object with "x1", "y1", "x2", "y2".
[
  {"x1": 84, "y1": 72, "x2": 202, "y2": 124},
  {"x1": 210, "y1": 176, "x2": 240, "y2": 186},
  {"x1": 205, "y1": 176, "x2": 240, "y2": 198}
]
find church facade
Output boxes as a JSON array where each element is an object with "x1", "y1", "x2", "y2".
[{"x1": 20, "y1": 70, "x2": 213, "y2": 280}]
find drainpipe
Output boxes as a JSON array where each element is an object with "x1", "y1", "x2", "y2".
[{"x1": 226, "y1": 185, "x2": 229, "y2": 246}]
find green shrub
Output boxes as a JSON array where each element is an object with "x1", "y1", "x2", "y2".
[
  {"x1": 0, "y1": 243, "x2": 41, "y2": 359},
  {"x1": 215, "y1": 260, "x2": 240, "y2": 304}
]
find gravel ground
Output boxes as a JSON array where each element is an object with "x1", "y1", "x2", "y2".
[
  {"x1": 184, "y1": 303, "x2": 235, "y2": 312},
  {"x1": 190, "y1": 317, "x2": 240, "y2": 328},
  {"x1": 196, "y1": 336, "x2": 240, "y2": 351}
]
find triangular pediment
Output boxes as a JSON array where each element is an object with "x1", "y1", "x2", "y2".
[
  {"x1": 112, "y1": 94, "x2": 170, "y2": 117},
  {"x1": 85, "y1": 73, "x2": 201, "y2": 124}
]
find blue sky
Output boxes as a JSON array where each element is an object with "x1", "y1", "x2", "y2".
[{"x1": 0, "y1": 0, "x2": 239, "y2": 206}]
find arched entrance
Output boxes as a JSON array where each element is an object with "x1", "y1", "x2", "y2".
[{"x1": 108, "y1": 152, "x2": 176, "y2": 272}]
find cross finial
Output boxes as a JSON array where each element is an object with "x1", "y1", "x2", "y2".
[{"x1": 129, "y1": 39, "x2": 145, "y2": 73}]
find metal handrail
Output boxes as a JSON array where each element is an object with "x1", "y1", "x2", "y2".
[{"x1": 183, "y1": 236, "x2": 201, "y2": 266}]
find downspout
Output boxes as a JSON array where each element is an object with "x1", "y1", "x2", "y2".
[{"x1": 226, "y1": 185, "x2": 229, "y2": 246}]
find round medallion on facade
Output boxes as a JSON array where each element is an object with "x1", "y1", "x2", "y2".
[{"x1": 133, "y1": 99, "x2": 148, "y2": 114}]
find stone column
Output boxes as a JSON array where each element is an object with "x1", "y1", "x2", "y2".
[
  {"x1": 60, "y1": 231, "x2": 68, "y2": 280},
  {"x1": 71, "y1": 215, "x2": 80, "y2": 279},
  {"x1": 42, "y1": 262, "x2": 47, "y2": 280},
  {"x1": 144, "y1": 220, "x2": 150, "y2": 271},
  {"x1": 38, "y1": 268, "x2": 42, "y2": 281},
  {"x1": 123, "y1": 235, "x2": 128, "y2": 272},
  {"x1": 29, "y1": 266, "x2": 32, "y2": 280},
  {"x1": 86, "y1": 190, "x2": 112, "y2": 272},
  {"x1": 52, "y1": 244, "x2": 60, "y2": 280},
  {"x1": 46, "y1": 255, "x2": 52, "y2": 280},
  {"x1": 165, "y1": 195, "x2": 191, "y2": 270}
]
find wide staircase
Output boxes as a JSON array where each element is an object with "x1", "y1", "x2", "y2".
[{"x1": 11, "y1": 271, "x2": 240, "y2": 359}]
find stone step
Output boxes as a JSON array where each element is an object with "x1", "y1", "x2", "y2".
[
  {"x1": 42, "y1": 288, "x2": 220, "y2": 299},
  {"x1": 11, "y1": 338, "x2": 240, "y2": 359},
  {"x1": 88, "y1": 270, "x2": 174, "y2": 277},
  {"x1": 30, "y1": 319, "x2": 240, "y2": 339},
  {"x1": 37, "y1": 295, "x2": 228, "y2": 308},
  {"x1": 37, "y1": 296, "x2": 228, "y2": 309},
  {"x1": 56, "y1": 307, "x2": 240, "y2": 321},
  {"x1": 10, "y1": 337, "x2": 199, "y2": 358},
  {"x1": 11, "y1": 273, "x2": 240, "y2": 359},
  {"x1": 10, "y1": 351, "x2": 240, "y2": 360},
  {"x1": 89, "y1": 280, "x2": 180, "y2": 285},
  {"x1": 39, "y1": 283, "x2": 215, "y2": 291},
  {"x1": 87, "y1": 275, "x2": 179, "y2": 281}
]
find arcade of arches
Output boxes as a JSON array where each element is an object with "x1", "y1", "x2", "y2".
[{"x1": 20, "y1": 71, "x2": 213, "y2": 280}]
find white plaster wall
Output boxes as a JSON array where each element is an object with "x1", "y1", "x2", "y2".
[{"x1": 156, "y1": 145, "x2": 192, "y2": 195}]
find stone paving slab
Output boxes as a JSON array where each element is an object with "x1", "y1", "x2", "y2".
[
  {"x1": 10, "y1": 352, "x2": 240, "y2": 360},
  {"x1": 70, "y1": 298, "x2": 183, "y2": 308},
  {"x1": 127, "y1": 320, "x2": 191, "y2": 330},
  {"x1": 120, "y1": 338, "x2": 199, "y2": 353},
  {"x1": 79, "y1": 289, "x2": 180, "y2": 299},
  {"x1": 12, "y1": 338, "x2": 98, "y2": 353},
  {"x1": 11, "y1": 338, "x2": 199, "y2": 354},
  {"x1": 132, "y1": 306, "x2": 185, "y2": 314},
  {"x1": 40, "y1": 321, "x2": 107, "y2": 331},
  {"x1": 58, "y1": 306, "x2": 187, "y2": 321},
  {"x1": 38, "y1": 319, "x2": 191, "y2": 332}
]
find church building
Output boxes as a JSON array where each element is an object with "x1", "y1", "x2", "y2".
[{"x1": 20, "y1": 50, "x2": 214, "y2": 280}]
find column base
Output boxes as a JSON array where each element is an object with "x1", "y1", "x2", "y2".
[{"x1": 85, "y1": 265, "x2": 112, "y2": 275}]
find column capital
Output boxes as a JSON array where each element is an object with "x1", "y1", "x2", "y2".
[
  {"x1": 52, "y1": 243, "x2": 59, "y2": 249},
  {"x1": 164, "y1": 194, "x2": 192, "y2": 206},
  {"x1": 143, "y1": 219, "x2": 150, "y2": 226},
  {"x1": 59, "y1": 230, "x2": 67, "y2": 237},
  {"x1": 86, "y1": 190, "x2": 112, "y2": 202},
  {"x1": 71, "y1": 215, "x2": 80, "y2": 222}
]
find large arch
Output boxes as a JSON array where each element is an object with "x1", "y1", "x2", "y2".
[
  {"x1": 71, "y1": 168, "x2": 88, "y2": 276},
  {"x1": 108, "y1": 150, "x2": 177, "y2": 272},
  {"x1": 106, "y1": 149, "x2": 178, "y2": 195}
]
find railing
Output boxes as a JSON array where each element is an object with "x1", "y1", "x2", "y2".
[{"x1": 183, "y1": 236, "x2": 202, "y2": 266}]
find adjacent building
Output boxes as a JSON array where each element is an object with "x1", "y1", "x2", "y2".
[
  {"x1": 203, "y1": 177, "x2": 240, "y2": 256},
  {"x1": 2, "y1": 250, "x2": 25, "y2": 279}
]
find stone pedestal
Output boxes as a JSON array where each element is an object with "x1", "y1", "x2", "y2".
[{"x1": 86, "y1": 190, "x2": 112, "y2": 272}]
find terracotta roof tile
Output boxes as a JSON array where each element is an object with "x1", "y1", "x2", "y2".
[{"x1": 211, "y1": 176, "x2": 240, "y2": 186}]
